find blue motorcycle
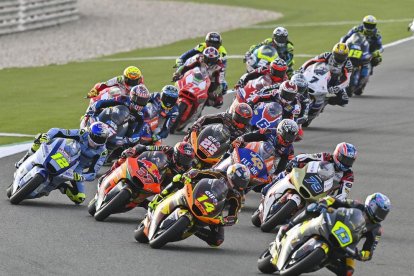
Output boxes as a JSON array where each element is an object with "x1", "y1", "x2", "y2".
[{"x1": 251, "y1": 102, "x2": 283, "y2": 131}]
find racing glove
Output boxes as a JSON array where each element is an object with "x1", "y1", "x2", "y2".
[
  {"x1": 172, "y1": 72, "x2": 181, "y2": 82},
  {"x1": 175, "y1": 58, "x2": 184, "y2": 68},
  {"x1": 32, "y1": 133, "x2": 50, "y2": 152},
  {"x1": 87, "y1": 88, "x2": 99, "y2": 98},
  {"x1": 73, "y1": 172, "x2": 85, "y2": 182},
  {"x1": 148, "y1": 194, "x2": 165, "y2": 211},
  {"x1": 231, "y1": 137, "x2": 245, "y2": 148},
  {"x1": 357, "y1": 250, "x2": 371, "y2": 261},
  {"x1": 222, "y1": 215, "x2": 238, "y2": 226}
]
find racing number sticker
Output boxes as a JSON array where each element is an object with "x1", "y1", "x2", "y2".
[
  {"x1": 250, "y1": 152, "x2": 264, "y2": 170},
  {"x1": 199, "y1": 137, "x2": 218, "y2": 156},
  {"x1": 331, "y1": 221, "x2": 353, "y2": 247},
  {"x1": 51, "y1": 152, "x2": 69, "y2": 168},
  {"x1": 348, "y1": 49, "x2": 363, "y2": 59},
  {"x1": 197, "y1": 194, "x2": 215, "y2": 213}
]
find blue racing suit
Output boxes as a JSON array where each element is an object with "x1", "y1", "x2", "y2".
[
  {"x1": 140, "y1": 92, "x2": 179, "y2": 142},
  {"x1": 89, "y1": 95, "x2": 145, "y2": 146}
]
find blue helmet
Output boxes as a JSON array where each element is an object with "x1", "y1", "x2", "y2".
[
  {"x1": 333, "y1": 142, "x2": 357, "y2": 171},
  {"x1": 365, "y1": 193, "x2": 391, "y2": 223},
  {"x1": 88, "y1": 122, "x2": 109, "y2": 147},
  {"x1": 160, "y1": 85, "x2": 178, "y2": 110}
]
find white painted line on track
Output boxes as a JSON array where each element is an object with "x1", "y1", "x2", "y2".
[
  {"x1": 383, "y1": 36, "x2": 414, "y2": 48},
  {"x1": 247, "y1": 18, "x2": 413, "y2": 28},
  {"x1": 0, "y1": 132, "x2": 34, "y2": 137}
]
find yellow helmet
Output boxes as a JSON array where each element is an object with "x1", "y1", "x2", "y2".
[
  {"x1": 123, "y1": 66, "x2": 142, "y2": 87},
  {"x1": 332, "y1": 43, "x2": 349, "y2": 64},
  {"x1": 362, "y1": 15, "x2": 377, "y2": 35}
]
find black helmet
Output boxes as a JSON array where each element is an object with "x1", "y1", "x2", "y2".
[
  {"x1": 160, "y1": 85, "x2": 178, "y2": 110},
  {"x1": 205, "y1": 32, "x2": 222, "y2": 49}
]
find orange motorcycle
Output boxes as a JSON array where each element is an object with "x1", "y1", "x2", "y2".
[
  {"x1": 134, "y1": 178, "x2": 228, "y2": 249},
  {"x1": 88, "y1": 151, "x2": 167, "y2": 221}
]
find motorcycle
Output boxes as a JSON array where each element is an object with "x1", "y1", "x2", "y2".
[
  {"x1": 134, "y1": 178, "x2": 228, "y2": 249},
  {"x1": 245, "y1": 45, "x2": 278, "y2": 72},
  {"x1": 345, "y1": 32, "x2": 372, "y2": 96},
  {"x1": 228, "y1": 75, "x2": 271, "y2": 113},
  {"x1": 8, "y1": 138, "x2": 81, "y2": 205},
  {"x1": 135, "y1": 102, "x2": 168, "y2": 146},
  {"x1": 188, "y1": 123, "x2": 231, "y2": 169},
  {"x1": 169, "y1": 67, "x2": 211, "y2": 133},
  {"x1": 88, "y1": 151, "x2": 167, "y2": 221},
  {"x1": 257, "y1": 207, "x2": 363, "y2": 275},
  {"x1": 252, "y1": 161, "x2": 336, "y2": 232},
  {"x1": 214, "y1": 145, "x2": 270, "y2": 189},
  {"x1": 250, "y1": 102, "x2": 283, "y2": 132},
  {"x1": 302, "y1": 62, "x2": 346, "y2": 127}
]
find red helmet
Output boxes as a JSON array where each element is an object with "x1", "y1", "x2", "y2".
[
  {"x1": 270, "y1": 58, "x2": 287, "y2": 81},
  {"x1": 173, "y1": 142, "x2": 195, "y2": 172},
  {"x1": 129, "y1": 84, "x2": 150, "y2": 112},
  {"x1": 232, "y1": 103, "x2": 253, "y2": 129},
  {"x1": 279, "y1": 80, "x2": 298, "y2": 104}
]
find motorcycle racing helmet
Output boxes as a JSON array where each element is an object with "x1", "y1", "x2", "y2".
[
  {"x1": 205, "y1": 32, "x2": 222, "y2": 49},
  {"x1": 365, "y1": 193, "x2": 391, "y2": 223},
  {"x1": 203, "y1": 47, "x2": 220, "y2": 66},
  {"x1": 272, "y1": 27, "x2": 288, "y2": 47},
  {"x1": 276, "y1": 119, "x2": 299, "y2": 146},
  {"x1": 362, "y1": 15, "x2": 378, "y2": 36},
  {"x1": 331, "y1": 43, "x2": 350, "y2": 66},
  {"x1": 232, "y1": 102, "x2": 253, "y2": 129},
  {"x1": 160, "y1": 85, "x2": 179, "y2": 110},
  {"x1": 88, "y1": 122, "x2": 110, "y2": 147},
  {"x1": 290, "y1": 73, "x2": 309, "y2": 96},
  {"x1": 173, "y1": 142, "x2": 195, "y2": 172},
  {"x1": 123, "y1": 66, "x2": 142, "y2": 88},
  {"x1": 332, "y1": 142, "x2": 357, "y2": 171},
  {"x1": 129, "y1": 84, "x2": 150, "y2": 112},
  {"x1": 279, "y1": 80, "x2": 298, "y2": 104},
  {"x1": 270, "y1": 58, "x2": 288, "y2": 81},
  {"x1": 226, "y1": 163, "x2": 251, "y2": 191}
]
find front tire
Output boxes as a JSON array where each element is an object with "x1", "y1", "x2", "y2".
[
  {"x1": 260, "y1": 200, "x2": 297, "y2": 233},
  {"x1": 251, "y1": 209, "x2": 261, "y2": 227},
  {"x1": 10, "y1": 174, "x2": 44, "y2": 205},
  {"x1": 280, "y1": 248, "x2": 326, "y2": 276},
  {"x1": 257, "y1": 248, "x2": 277, "y2": 274},
  {"x1": 94, "y1": 189, "x2": 131, "y2": 221},
  {"x1": 134, "y1": 221, "x2": 149, "y2": 243},
  {"x1": 149, "y1": 215, "x2": 191, "y2": 249},
  {"x1": 88, "y1": 197, "x2": 97, "y2": 216}
]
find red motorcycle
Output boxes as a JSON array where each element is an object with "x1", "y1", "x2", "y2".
[{"x1": 170, "y1": 67, "x2": 211, "y2": 133}]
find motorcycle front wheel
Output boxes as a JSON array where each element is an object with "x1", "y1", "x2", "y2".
[
  {"x1": 280, "y1": 247, "x2": 326, "y2": 276},
  {"x1": 257, "y1": 248, "x2": 277, "y2": 274},
  {"x1": 149, "y1": 215, "x2": 191, "y2": 249},
  {"x1": 260, "y1": 199, "x2": 297, "y2": 233},
  {"x1": 94, "y1": 189, "x2": 131, "y2": 221},
  {"x1": 10, "y1": 174, "x2": 45, "y2": 205},
  {"x1": 134, "y1": 221, "x2": 149, "y2": 243}
]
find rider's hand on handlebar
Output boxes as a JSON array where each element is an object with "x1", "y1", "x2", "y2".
[
  {"x1": 87, "y1": 88, "x2": 99, "y2": 98},
  {"x1": 172, "y1": 72, "x2": 181, "y2": 82},
  {"x1": 231, "y1": 137, "x2": 244, "y2": 149},
  {"x1": 121, "y1": 147, "x2": 137, "y2": 159},
  {"x1": 73, "y1": 172, "x2": 85, "y2": 182},
  {"x1": 222, "y1": 215, "x2": 238, "y2": 226}
]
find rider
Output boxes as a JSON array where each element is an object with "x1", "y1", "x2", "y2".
[
  {"x1": 236, "y1": 57, "x2": 288, "y2": 89},
  {"x1": 148, "y1": 163, "x2": 250, "y2": 247},
  {"x1": 232, "y1": 119, "x2": 299, "y2": 176},
  {"x1": 299, "y1": 42, "x2": 353, "y2": 107},
  {"x1": 290, "y1": 73, "x2": 311, "y2": 140},
  {"x1": 247, "y1": 80, "x2": 301, "y2": 120},
  {"x1": 144, "y1": 85, "x2": 179, "y2": 142},
  {"x1": 262, "y1": 142, "x2": 357, "y2": 200},
  {"x1": 278, "y1": 192, "x2": 391, "y2": 276},
  {"x1": 13, "y1": 122, "x2": 110, "y2": 204},
  {"x1": 185, "y1": 102, "x2": 253, "y2": 142},
  {"x1": 176, "y1": 32, "x2": 227, "y2": 67},
  {"x1": 87, "y1": 66, "x2": 144, "y2": 98},
  {"x1": 244, "y1": 27, "x2": 295, "y2": 77},
  {"x1": 340, "y1": 15, "x2": 383, "y2": 73},
  {"x1": 87, "y1": 84, "x2": 150, "y2": 146},
  {"x1": 173, "y1": 47, "x2": 227, "y2": 108}
]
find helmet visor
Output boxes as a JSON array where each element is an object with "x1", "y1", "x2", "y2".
[
  {"x1": 363, "y1": 22, "x2": 376, "y2": 30},
  {"x1": 282, "y1": 131, "x2": 296, "y2": 144},
  {"x1": 337, "y1": 153, "x2": 355, "y2": 167},
  {"x1": 233, "y1": 112, "x2": 251, "y2": 127},
  {"x1": 281, "y1": 90, "x2": 296, "y2": 102},
  {"x1": 271, "y1": 67, "x2": 286, "y2": 78},
  {"x1": 274, "y1": 35, "x2": 287, "y2": 46},
  {"x1": 161, "y1": 93, "x2": 178, "y2": 109},
  {"x1": 207, "y1": 41, "x2": 221, "y2": 49},
  {"x1": 333, "y1": 53, "x2": 347, "y2": 64},
  {"x1": 125, "y1": 77, "x2": 140, "y2": 87},
  {"x1": 130, "y1": 93, "x2": 149, "y2": 107},
  {"x1": 89, "y1": 132, "x2": 107, "y2": 145},
  {"x1": 369, "y1": 203, "x2": 388, "y2": 222}
]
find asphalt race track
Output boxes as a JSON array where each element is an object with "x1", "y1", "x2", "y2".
[{"x1": 1, "y1": 40, "x2": 414, "y2": 276}]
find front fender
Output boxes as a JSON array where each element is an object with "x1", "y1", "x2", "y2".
[
  {"x1": 148, "y1": 206, "x2": 193, "y2": 241},
  {"x1": 96, "y1": 181, "x2": 127, "y2": 211},
  {"x1": 13, "y1": 166, "x2": 48, "y2": 195}
]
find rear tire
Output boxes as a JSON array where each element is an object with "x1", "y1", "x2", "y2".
[
  {"x1": 149, "y1": 215, "x2": 191, "y2": 249},
  {"x1": 10, "y1": 174, "x2": 44, "y2": 205},
  {"x1": 280, "y1": 248, "x2": 326, "y2": 276},
  {"x1": 170, "y1": 102, "x2": 188, "y2": 134},
  {"x1": 251, "y1": 209, "x2": 261, "y2": 227},
  {"x1": 257, "y1": 248, "x2": 277, "y2": 274},
  {"x1": 260, "y1": 200, "x2": 297, "y2": 233},
  {"x1": 134, "y1": 221, "x2": 149, "y2": 243},
  {"x1": 94, "y1": 189, "x2": 131, "y2": 221}
]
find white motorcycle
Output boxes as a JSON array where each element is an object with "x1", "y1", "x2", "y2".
[{"x1": 8, "y1": 138, "x2": 81, "y2": 205}]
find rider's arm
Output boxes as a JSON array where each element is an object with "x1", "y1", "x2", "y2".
[
  {"x1": 193, "y1": 113, "x2": 226, "y2": 129},
  {"x1": 178, "y1": 44, "x2": 203, "y2": 64},
  {"x1": 158, "y1": 108, "x2": 179, "y2": 139},
  {"x1": 360, "y1": 226, "x2": 382, "y2": 261},
  {"x1": 90, "y1": 98, "x2": 124, "y2": 115},
  {"x1": 335, "y1": 170, "x2": 354, "y2": 201},
  {"x1": 239, "y1": 130, "x2": 267, "y2": 144},
  {"x1": 83, "y1": 149, "x2": 108, "y2": 181},
  {"x1": 300, "y1": 52, "x2": 330, "y2": 72},
  {"x1": 238, "y1": 67, "x2": 264, "y2": 86},
  {"x1": 226, "y1": 189, "x2": 242, "y2": 218},
  {"x1": 46, "y1": 128, "x2": 84, "y2": 141},
  {"x1": 247, "y1": 38, "x2": 272, "y2": 54},
  {"x1": 340, "y1": 26, "x2": 359, "y2": 43},
  {"x1": 94, "y1": 76, "x2": 122, "y2": 92}
]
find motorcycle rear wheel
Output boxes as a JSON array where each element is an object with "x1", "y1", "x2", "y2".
[
  {"x1": 94, "y1": 189, "x2": 131, "y2": 221},
  {"x1": 260, "y1": 200, "x2": 297, "y2": 233},
  {"x1": 149, "y1": 215, "x2": 191, "y2": 249},
  {"x1": 10, "y1": 174, "x2": 44, "y2": 205},
  {"x1": 257, "y1": 248, "x2": 277, "y2": 274},
  {"x1": 280, "y1": 247, "x2": 326, "y2": 276}
]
